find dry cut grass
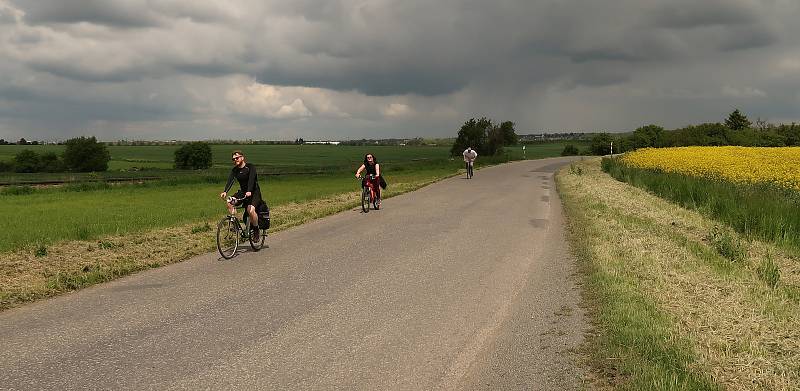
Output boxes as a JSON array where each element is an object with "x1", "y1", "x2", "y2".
[
  {"x1": 0, "y1": 175, "x2": 445, "y2": 311},
  {"x1": 558, "y1": 158, "x2": 800, "y2": 391}
]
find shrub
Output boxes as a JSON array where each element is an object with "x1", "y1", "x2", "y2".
[
  {"x1": 14, "y1": 149, "x2": 40, "y2": 173},
  {"x1": 561, "y1": 144, "x2": 580, "y2": 156},
  {"x1": 707, "y1": 225, "x2": 747, "y2": 263},
  {"x1": 174, "y1": 141, "x2": 213, "y2": 169},
  {"x1": 63, "y1": 136, "x2": 111, "y2": 172}
]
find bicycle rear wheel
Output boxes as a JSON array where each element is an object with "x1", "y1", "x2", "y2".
[
  {"x1": 249, "y1": 225, "x2": 266, "y2": 250},
  {"x1": 217, "y1": 217, "x2": 239, "y2": 259},
  {"x1": 361, "y1": 186, "x2": 371, "y2": 213}
]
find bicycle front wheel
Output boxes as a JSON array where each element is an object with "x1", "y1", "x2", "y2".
[
  {"x1": 361, "y1": 186, "x2": 371, "y2": 213},
  {"x1": 217, "y1": 217, "x2": 239, "y2": 259}
]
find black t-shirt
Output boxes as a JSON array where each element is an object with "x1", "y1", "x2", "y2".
[
  {"x1": 224, "y1": 163, "x2": 261, "y2": 196},
  {"x1": 364, "y1": 163, "x2": 378, "y2": 176}
]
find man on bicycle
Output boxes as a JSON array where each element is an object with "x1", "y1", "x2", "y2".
[
  {"x1": 463, "y1": 146, "x2": 477, "y2": 176},
  {"x1": 355, "y1": 153, "x2": 382, "y2": 208},
  {"x1": 219, "y1": 150, "x2": 264, "y2": 241}
]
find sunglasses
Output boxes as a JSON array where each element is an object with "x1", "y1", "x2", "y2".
[{"x1": 232, "y1": 156, "x2": 242, "y2": 161}]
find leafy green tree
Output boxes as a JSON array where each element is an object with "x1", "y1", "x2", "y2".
[
  {"x1": 14, "y1": 149, "x2": 40, "y2": 173},
  {"x1": 631, "y1": 124, "x2": 664, "y2": 149},
  {"x1": 451, "y1": 117, "x2": 492, "y2": 156},
  {"x1": 561, "y1": 144, "x2": 579, "y2": 156},
  {"x1": 590, "y1": 133, "x2": 614, "y2": 155},
  {"x1": 39, "y1": 152, "x2": 65, "y2": 172},
  {"x1": 17, "y1": 138, "x2": 27, "y2": 145},
  {"x1": 725, "y1": 109, "x2": 751, "y2": 130},
  {"x1": 63, "y1": 136, "x2": 111, "y2": 172},
  {"x1": 174, "y1": 141, "x2": 213, "y2": 169},
  {"x1": 498, "y1": 121, "x2": 518, "y2": 145},
  {"x1": 487, "y1": 125, "x2": 506, "y2": 156}
]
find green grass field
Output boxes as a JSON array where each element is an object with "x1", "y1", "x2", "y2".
[
  {"x1": 0, "y1": 142, "x2": 582, "y2": 252},
  {"x1": 0, "y1": 165, "x2": 460, "y2": 253},
  {"x1": 0, "y1": 142, "x2": 587, "y2": 183}
]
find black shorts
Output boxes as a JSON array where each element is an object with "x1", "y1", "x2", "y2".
[{"x1": 233, "y1": 190, "x2": 262, "y2": 210}]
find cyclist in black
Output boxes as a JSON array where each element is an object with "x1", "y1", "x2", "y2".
[
  {"x1": 355, "y1": 153, "x2": 382, "y2": 208},
  {"x1": 219, "y1": 150, "x2": 263, "y2": 241}
]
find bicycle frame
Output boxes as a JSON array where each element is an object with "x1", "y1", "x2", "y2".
[{"x1": 363, "y1": 176, "x2": 378, "y2": 202}]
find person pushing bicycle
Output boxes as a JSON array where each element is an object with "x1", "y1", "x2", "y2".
[
  {"x1": 355, "y1": 153, "x2": 383, "y2": 208},
  {"x1": 219, "y1": 150, "x2": 264, "y2": 241}
]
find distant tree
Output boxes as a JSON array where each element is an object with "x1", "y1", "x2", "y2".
[
  {"x1": 30, "y1": 140, "x2": 39, "y2": 145},
  {"x1": 631, "y1": 124, "x2": 664, "y2": 149},
  {"x1": 561, "y1": 144, "x2": 580, "y2": 156},
  {"x1": 725, "y1": 109, "x2": 751, "y2": 130},
  {"x1": 14, "y1": 149, "x2": 40, "y2": 173},
  {"x1": 451, "y1": 117, "x2": 491, "y2": 156},
  {"x1": 0, "y1": 139, "x2": 7, "y2": 145},
  {"x1": 174, "y1": 141, "x2": 212, "y2": 169},
  {"x1": 17, "y1": 138, "x2": 27, "y2": 145},
  {"x1": 39, "y1": 152, "x2": 65, "y2": 172},
  {"x1": 63, "y1": 136, "x2": 111, "y2": 172},
  {"x1": 498, "y1": 121, "x2": 518, "y2": 145},
  {"x1": 404, "y1": 137, "x2": 425, "y2": 146},
  {"x1": 487, "y1": 125, "x2": 506, "y2": 155},
  {"x1": 590, "y1": 133, "x2": 614, "y2": 155}
]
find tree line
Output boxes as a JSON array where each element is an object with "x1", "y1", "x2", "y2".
[
  {"x1": 585, "y1": 109, "x2": 800, "y2": 156},
  {"x1": 1, "y1": 137, "x2": 111, "y2": 173},
  {"x1": 0, "y1": 137, "x2": 215, "y2": 173}
]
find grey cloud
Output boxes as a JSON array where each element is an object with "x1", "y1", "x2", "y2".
[
  {"x1": 651, "y1": 0, "x2": 760, "y2": 29},
  {"x1": 1, "y1": 0, "x2": 799, "y2": 141},
  {"x1": 14, "y1": 0, "x2": 164, "y2": 27}
]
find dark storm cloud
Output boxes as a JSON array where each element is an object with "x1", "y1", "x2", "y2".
[
  {"x1": 14, "y1": 0, "x2": 163, "y2": 27},
  {"x1": 650, "y1": 0, "x2": 760, "y2": 29},
  {"x1": 1, "y1": 0, "x2": 798, "y2": 140}
]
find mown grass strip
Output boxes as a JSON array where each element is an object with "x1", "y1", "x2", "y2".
[
  {"x1": 602, "y1": 157, "x2": 800, "y2": 255},
  {"x1": 559, "y1": 173, "x2": 720, "y2": 391},
  {"x1": 558, "y1": 158, "x2": 800, "y2": 390}
]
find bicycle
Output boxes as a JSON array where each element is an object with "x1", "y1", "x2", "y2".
[
  {"x1": 358, "y1": 174, "x2": 381, "y2": 213},
  {"x1": 465, "y1": 161, "x2": 474, "y2": 179},
  {"x1": 216, "y1": 196, "x2": 266, "y2": 259}
]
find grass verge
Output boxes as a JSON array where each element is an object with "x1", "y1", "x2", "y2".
[
  {"x1": 557, "y1": 158, "x2": 799, "y2": 390},
  {"x1": 601, "y1": 157, "x2": 800, "y2": 255}
]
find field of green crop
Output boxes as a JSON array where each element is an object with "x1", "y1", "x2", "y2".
[
  {"x1": 0, "y1": 142, "x2": 583, "y2": 252},
  {"x1": 0, "y1": 142, "x2": 586, "y2": 184}
]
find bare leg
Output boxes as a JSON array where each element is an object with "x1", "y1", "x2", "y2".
[
  {"x1": 226, "y1": 200, "x2": 235, "y2": 215},
  {"x1": 247, "y1": 205, "x2": 259, "y2": 227}
]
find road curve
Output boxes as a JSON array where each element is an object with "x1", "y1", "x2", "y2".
[{"x1": 0, "y1": 157, "x2": 587, "y2": 390}]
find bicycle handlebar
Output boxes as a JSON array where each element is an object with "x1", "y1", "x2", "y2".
[{"x1": 226, "y1": 195, "x2": 251, "y2": 204}]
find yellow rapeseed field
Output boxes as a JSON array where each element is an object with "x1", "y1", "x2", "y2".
[{"x1": 621, "y1": 146, "x2": 800, "y2": 190}]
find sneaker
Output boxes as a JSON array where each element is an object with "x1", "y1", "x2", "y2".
[{"x1": 251, "y1": 226, "x2": 260, "y2": 242}]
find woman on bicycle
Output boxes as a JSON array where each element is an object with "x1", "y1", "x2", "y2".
[
  {"x1": 219, "y1": 150, "x2": 263, "y2": 241},
  {"x1": 355, "y1": 153, "x2": 382, "y2": 207}
]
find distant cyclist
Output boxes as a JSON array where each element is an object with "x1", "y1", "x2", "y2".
[
  {"x1": 219, "y1": 150, "x2": 264, "y2": 241},
  {"x1": 463, "y1": 146, "x2": 478, "y2": 177},
  {"x1": 355, "y1": 153, "x2": 383, "y2": 208}
]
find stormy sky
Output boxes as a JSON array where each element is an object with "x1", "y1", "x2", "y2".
[{"x1": 1, "y1": 0, "x2": 798, "y2": 141}]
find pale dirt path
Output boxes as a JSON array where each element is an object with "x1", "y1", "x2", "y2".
[{"x1": 0, "y1": 157, "x2": 587, "y2": 390}]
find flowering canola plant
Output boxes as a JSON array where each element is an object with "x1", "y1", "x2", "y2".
[{"x1": 621, "y1": 146, "x2": 800, "y2": 190}]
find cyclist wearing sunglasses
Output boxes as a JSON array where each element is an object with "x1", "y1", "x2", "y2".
[{"x1": 219, "y1": 151, "x2": 264, "y2": 241}]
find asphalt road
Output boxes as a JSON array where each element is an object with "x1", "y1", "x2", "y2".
[{"x1": 0, "y1": 157, "x2": 587, "y2": 390}]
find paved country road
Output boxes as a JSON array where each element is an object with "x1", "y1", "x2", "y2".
[{"x1": 1, "y1": 158, "x2": 587, "y2": 390}]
